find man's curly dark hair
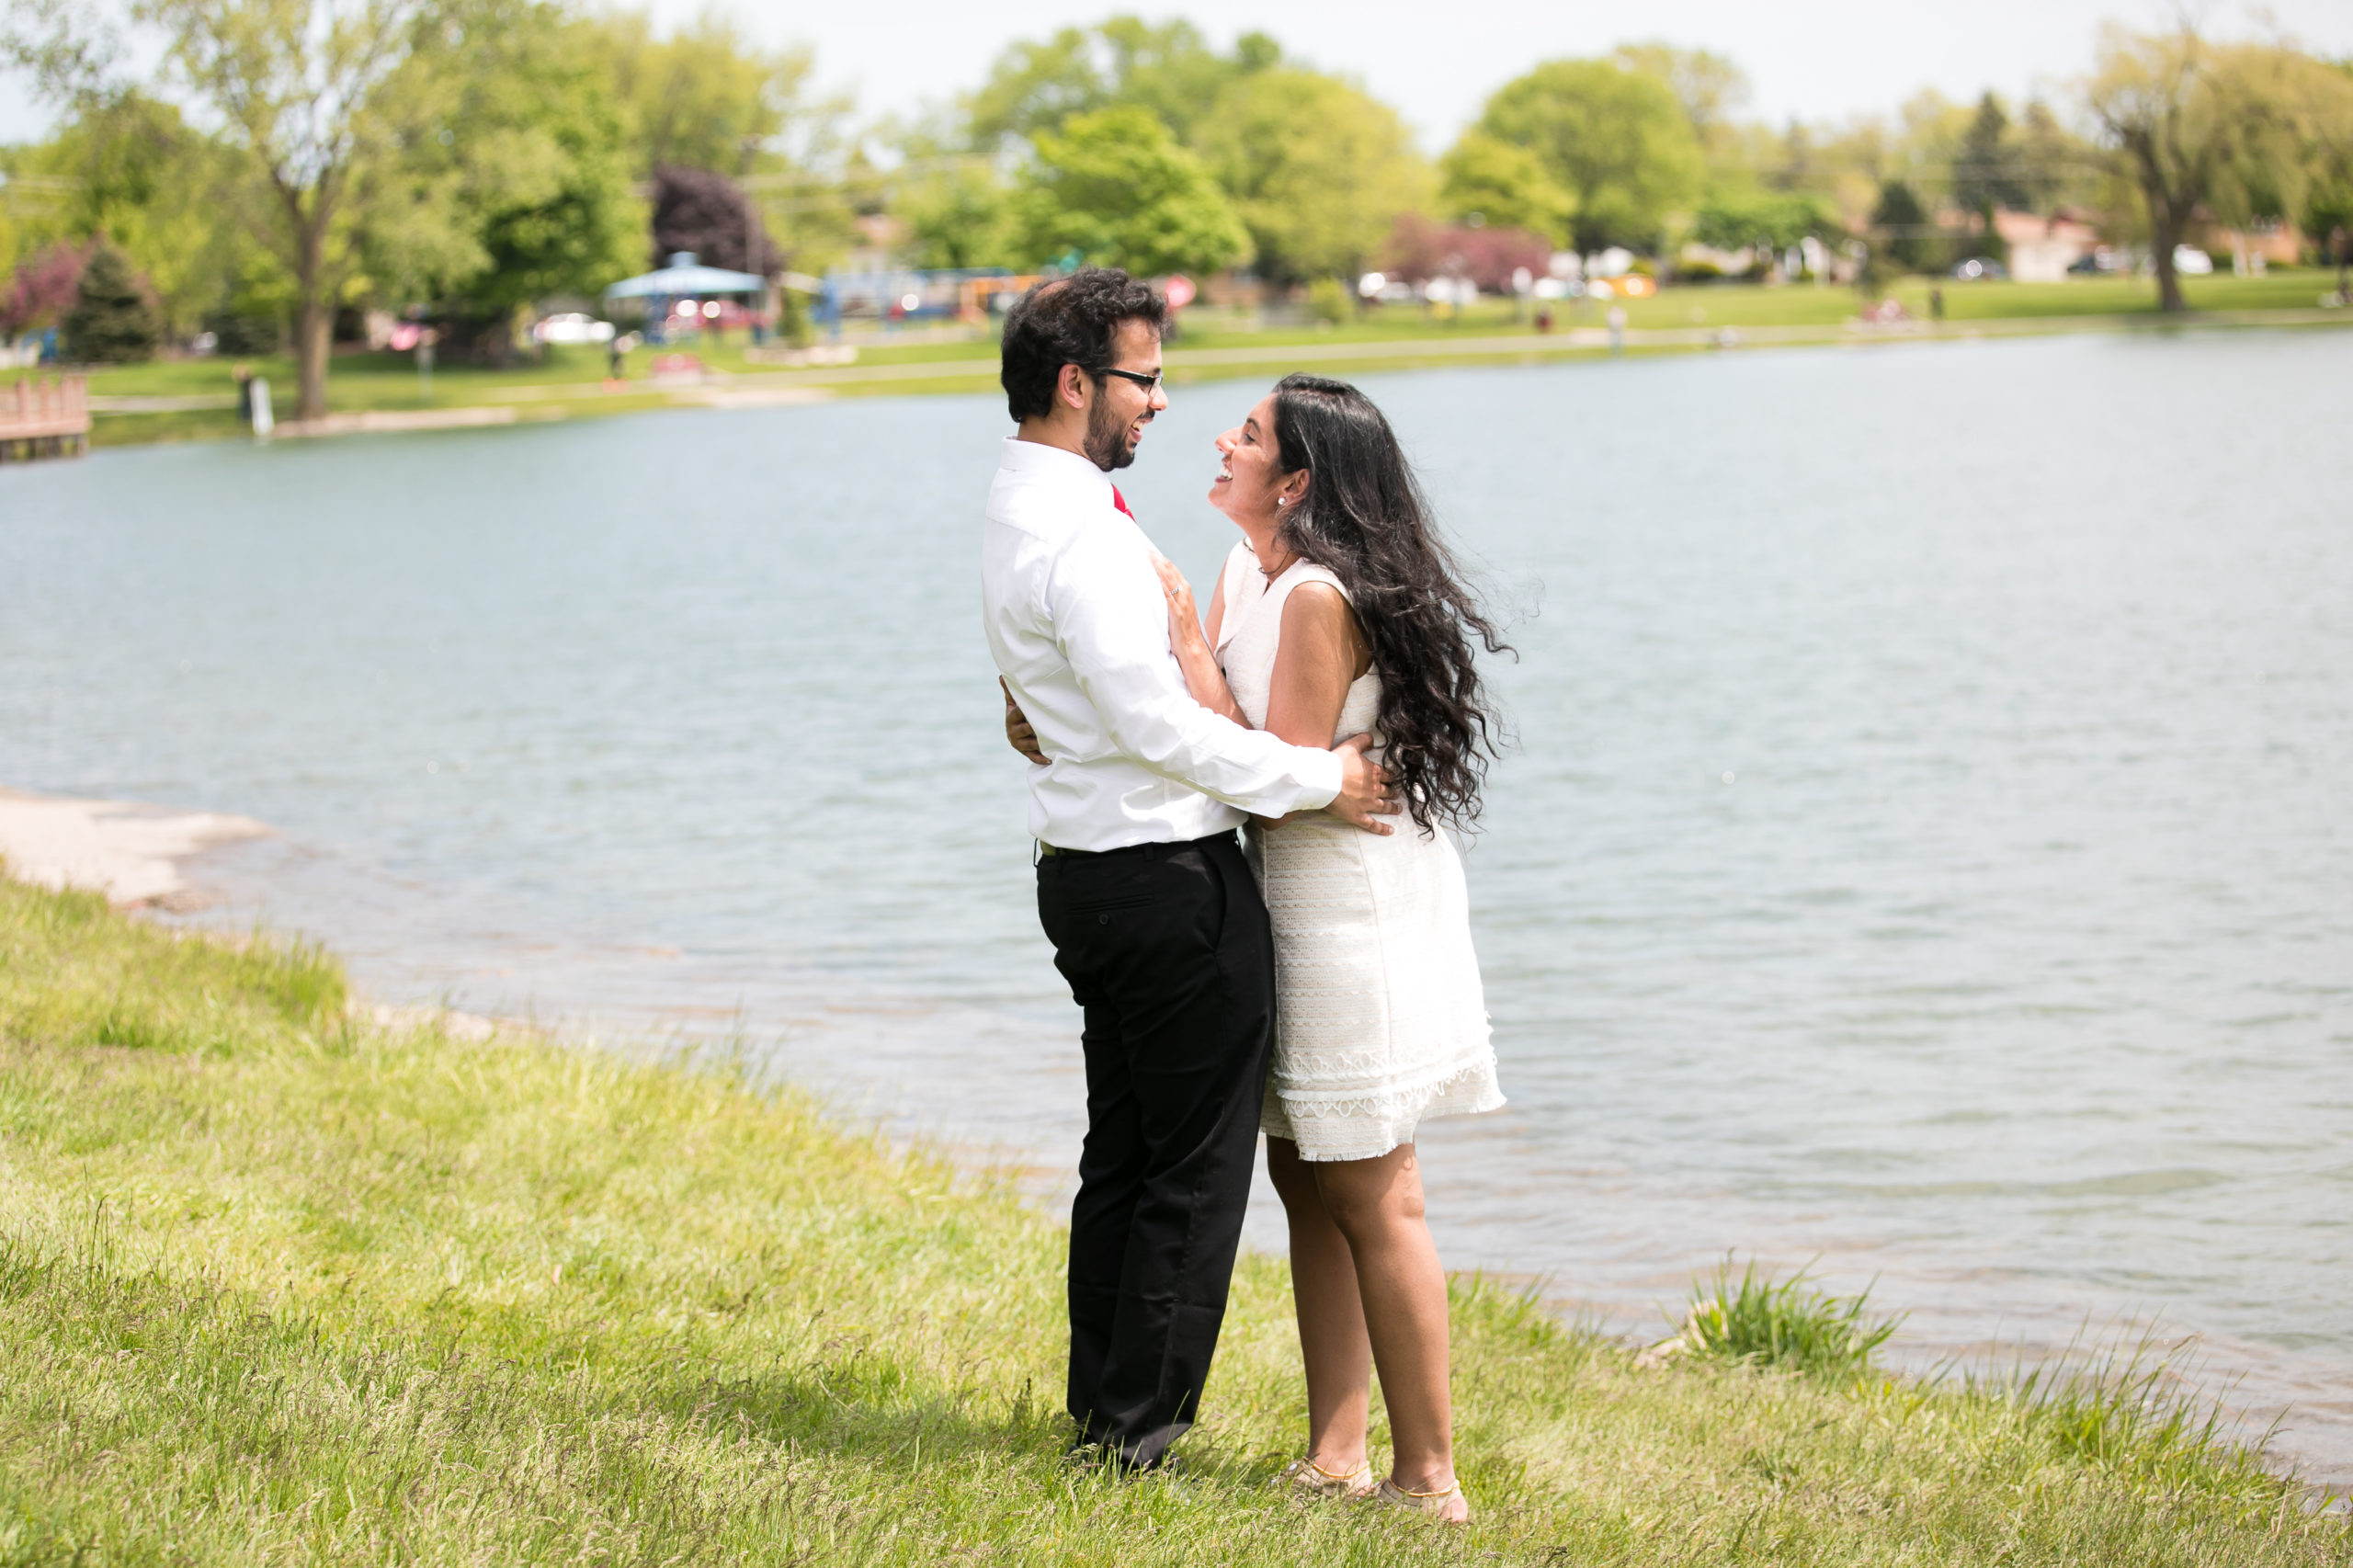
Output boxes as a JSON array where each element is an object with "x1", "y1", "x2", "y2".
[{"x1": 1000, "y1": 268, "x2": 1166, "y2": 423}]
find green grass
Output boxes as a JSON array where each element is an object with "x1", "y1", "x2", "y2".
[
  {"x1": 0, "y1": 869, "x2": 2344, "y2": 1565},
  {"x1": 1666, "y1": 1259, "x2": 1904, "y2": 1381},
  {"x1": 58, "y1": 268, "x2": 2350, "y2": 449}
]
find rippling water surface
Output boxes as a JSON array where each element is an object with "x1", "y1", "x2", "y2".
[{"x1": 5, "y1": 330, "x2": 2348, "y2": 1480}]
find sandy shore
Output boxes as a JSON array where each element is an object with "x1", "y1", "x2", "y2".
[{"x1": 0, "y1": 788, "x2": 269, "y2": 908}]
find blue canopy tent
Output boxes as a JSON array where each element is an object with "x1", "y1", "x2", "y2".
[{"x1": 604, "y1": 253, "x2": 768, "y2": 345}]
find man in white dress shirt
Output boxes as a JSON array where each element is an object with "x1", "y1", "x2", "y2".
[{"x1": 982, "y1": 270, "x2": 1396, "y2": 1472}]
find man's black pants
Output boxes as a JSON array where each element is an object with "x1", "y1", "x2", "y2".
[{"x1": 1035, "y1": 829, "x2": 1274, "y2": 1469}]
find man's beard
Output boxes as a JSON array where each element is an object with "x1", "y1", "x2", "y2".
[{"x1": 1084, "y1": 399, "x2": 1139, "y2": 472}]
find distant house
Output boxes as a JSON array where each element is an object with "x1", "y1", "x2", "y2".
[
  {"x1": 1994, "y1": 210, "x2": 2102, "y2": 283},
  {"x1": 2195, "y1": 219, "x2": 2303, "y2": 271}
]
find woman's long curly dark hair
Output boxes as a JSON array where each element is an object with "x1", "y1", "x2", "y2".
[{"x1": 1267, "y1": 373, "x2": 1511, "y2": 833}]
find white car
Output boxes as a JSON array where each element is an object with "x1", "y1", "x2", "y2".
[
  {"x1": 534, "y1": 312, "x2": 617, "y2": 346},
  {"x1": 2172, "y1": 245, "x2": 2214, "y2": 276}
]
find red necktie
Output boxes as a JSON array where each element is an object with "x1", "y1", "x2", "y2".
[{"x1": 1110, "y1": 485, "x2": 1134, "y2": 519}]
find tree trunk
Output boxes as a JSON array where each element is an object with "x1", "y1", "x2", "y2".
[
  {"x1": 2150, "y1": 217, "x2": 2185, "y2": 312},
  {"x1": 293, "y1": 210, "x2": 332, "y2": 421},
  {"x1": 294, "y1": 298, "x2": 331, "y2": 421},
  {"x1": 2122, "y1": 132, "x2": 2190, "y2": 314}
]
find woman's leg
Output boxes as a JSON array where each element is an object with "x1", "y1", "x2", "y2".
[
  {"x1": 1267, "y1": 1135, "x2": 1372, "y2": 1473},
  {"x1": 1311, "y1": 1144, "x2": 1461, "y2": 1506}
]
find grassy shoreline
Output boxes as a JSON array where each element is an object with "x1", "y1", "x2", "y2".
[
  {"x1": 2, "y1": 870, "x2": 2346, "y2": 1564},
  {"x1": 54, "y1": 271, "x2": 2353, "y2": 450}
]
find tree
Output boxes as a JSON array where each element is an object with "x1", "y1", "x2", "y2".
[
  {"x1": 1612, "y1": 41, "x2": 1750, "y2": 148},
  {"x1": 0, "y1": 240, "x2": 89, "y2": 338},
  {"x1": 1008, "y1": 105, "x2": 1249, "y2": 277},
  {"x1": 1381, "y1": 213, "x2": 1552, "y2": 292},
  {"x1": 1951, "y1": 92, "x2": 2027, "y2": 258},
  {"x1": 648, "y1": 165, "x2": 772, "y2": 273},
  {"x1": 1474, "y1": 59, "x2": 1702, "y2": 252},
  {"x1": 1195, "y1": 68, "x2": 1431, "y2": 286},
  {"x1": 2012, "y1": 98, "x2": 2094, "y2": 213},
  {"x1": 580, "y1": 10, "x2": 846, "y2": 178},
  {"x1": 8, "y1": 92, "x2": 258, "y2": 340},
  {"x1": 1691, "y1": 188, "x2": 1831, "y2": 255},
  {"x1": 362, "y1": 4, "x2": 642, "y2": 337},
  {"x1": 893, "y1": 157, "x2": 1016, "y2": 270},
  {"x1": 1869, "y1": 179, "x2": 1938, "y2": 271},
  {"x1": 2085, "y1": 26, "x2": 2353, "y2": 312},
  {"x1": 141, "y1": 0, "x2": 436, "y2": 418},
  {"x1": 61, "y1": 239, "x2": 159, "y2": 360},
  {"x1": 1438, "y1": 131, "x2": 1575, "y2": 245},
  {"x1": 963, "y1": 17, "x2": 1272, "y2": 151}
]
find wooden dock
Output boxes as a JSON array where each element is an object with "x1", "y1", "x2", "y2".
[{"x1": 0, "y1": 374, "x2": 92, "y2": 461}]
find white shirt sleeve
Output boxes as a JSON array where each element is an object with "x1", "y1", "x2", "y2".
[{"x1": 1046, "y1": 524, "x2": 1342, "y2": 816}]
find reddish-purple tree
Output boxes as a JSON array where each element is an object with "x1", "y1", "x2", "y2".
[
  {"x1": 649, "y1": 166, "x2": 777, "y2": 275},
  {"x1": 1380, "y1": 214, "x2": 1552, "y2": 293},
  {"x1": 0, "y1": 242, "x2": 94, "y2": 339}
]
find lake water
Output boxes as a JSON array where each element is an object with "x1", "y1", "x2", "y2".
[{"x1": 5, "y1": 329, "x2": 2348, "y2": 1483}]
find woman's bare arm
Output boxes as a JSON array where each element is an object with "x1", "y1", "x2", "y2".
[
  {"x1": 1256, "y1": 582, "x2": 1372, "y2": 826},
  {"x1": 1152, "y1": 553, "x2": 1249, "y2": 727}
]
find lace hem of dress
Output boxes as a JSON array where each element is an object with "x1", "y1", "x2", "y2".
[
  {"x1": 1265, "y1": 1056, "x2": 1506, "y2": 1164},
  {"x1": 1272, "y1": 1034, "x2": 1496, "y2": 1096}
]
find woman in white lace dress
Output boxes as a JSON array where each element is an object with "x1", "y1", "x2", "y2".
[{"x1": 1154, "y1": 373, "x2": 1507, "y2": 1524}]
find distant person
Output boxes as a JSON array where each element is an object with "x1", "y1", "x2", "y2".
[
  {"x1": 980, "y1": 270, "x2": 1399, "y2": 1479},
  {"x1": 607, "y1": 332, "x2": 630, "y2": 381},
  {"x1": 231, "y1": 362, "x2": 253, "y2": 423},
  {"x1": 1929, "y1": 286, "x2": 1946, "y2": 322},
  {"x1": 1004, "y1": 370, "x2": 1510, "y2": 1524}
]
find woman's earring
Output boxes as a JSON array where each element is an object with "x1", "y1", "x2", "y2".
[{"x1": 1276, "y1": 496, "x2": 1287, "y2": 507}]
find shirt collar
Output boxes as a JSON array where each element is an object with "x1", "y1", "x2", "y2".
[{"x1": 1000, "y1": 435, "x2": 1115, "y2": 497}]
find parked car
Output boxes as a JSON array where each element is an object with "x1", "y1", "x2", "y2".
[
  {"x1": 1951, "y1": 257, "x2": 2008, "y2": 281},
  {"x1": 533, "y1": 312, "x2": 616, "y2": 346},
  {"x1": 2172, "y1": 245, "x2": 2215, "y2": 276}
]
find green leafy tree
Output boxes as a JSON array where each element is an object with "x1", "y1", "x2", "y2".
[
  {"x1": 2012, "y1": 98, "x2": 2097, "y2": 213},
  {"x1": 576, "y1": 9, "x2": 857, "y2": 274},
  {"x1": 964, "y1": 17, "x2": 1273, "y2": 151},
  {"x1": 61, "y1": 239, "x2": 158, "y2": 360},
  {"x1": 893, "y1": 157, "x2": 1017, "y2": 269},
  {"x1": 2086, "y1": 25, "x2": 2353, "y2": 311},
  {"x1": 1195, "y1": 68, "x2": 1431, "y2": 286},
  {"x1": 1951, "y1": 92, "x2": 2027, "y2": 258},
  {"x1": 580, "y1": 10, "x2": 846, "y2": 178},
  {"x1": 3, "y1": 0, "x2": 440, "y2": 415},
  {"x1": 1869, "y1": 178, "x2": 1938, "y2": 271},
  {"x1": 1475, "y1": 58, "x2": 1702, "y2": 251},
  {"x1": 1008, "y1": 105, "x2": 1248, "y2": 277},
  {"x1": 1612, "y1": 41, "x2": 1750, "y2": 150},
  {"x1": 1691, "y1": 188, "x2": 1830, "y2": 254},
  {"x1": 363, "y1": 5, "x2": 641, "y2": 333},
  {"x1": 1, "y1": 91, "x2": 267, "y2": 340},
  {"x1": 1438, "y1": 130, "x2": 1574, "y2": 245}
]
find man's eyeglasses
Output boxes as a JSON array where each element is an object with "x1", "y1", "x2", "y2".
[{"x1": 1092, "y1": 366, "x2": 1165, "y2": 394}]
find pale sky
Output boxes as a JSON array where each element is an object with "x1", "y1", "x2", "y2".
[{"x1": 4, "y1": 0, "x2": 2346, "y2": 151}]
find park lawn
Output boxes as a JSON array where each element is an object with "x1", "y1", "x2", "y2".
[
  {"x1": 66, "y1": 269, "x2": 2348, "y2": 450},
  {"x1": 0, "y1": 869, "x2": 2345, "y2": 1567}
]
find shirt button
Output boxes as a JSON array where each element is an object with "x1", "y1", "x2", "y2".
[{"x1": 1097, "y1": 914, "x2": 1111, "y2": 926}]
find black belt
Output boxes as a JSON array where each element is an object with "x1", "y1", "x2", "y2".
[{"x1": 1036, "y1": 830, "x2": 1233, "y2": 861}]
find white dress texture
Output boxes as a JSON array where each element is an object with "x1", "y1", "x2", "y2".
[{"x1": 1213, "y1": 541, "x2": 1505, "y2": 1162}]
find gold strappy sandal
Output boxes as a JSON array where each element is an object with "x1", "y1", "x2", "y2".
[
  {"x1": 1277, "y1": 1456, "x2": 1379, "y2": 1499},
  {"x1": 1376, "y1": 1475, "x2": 1470, "y2": 1523}
]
